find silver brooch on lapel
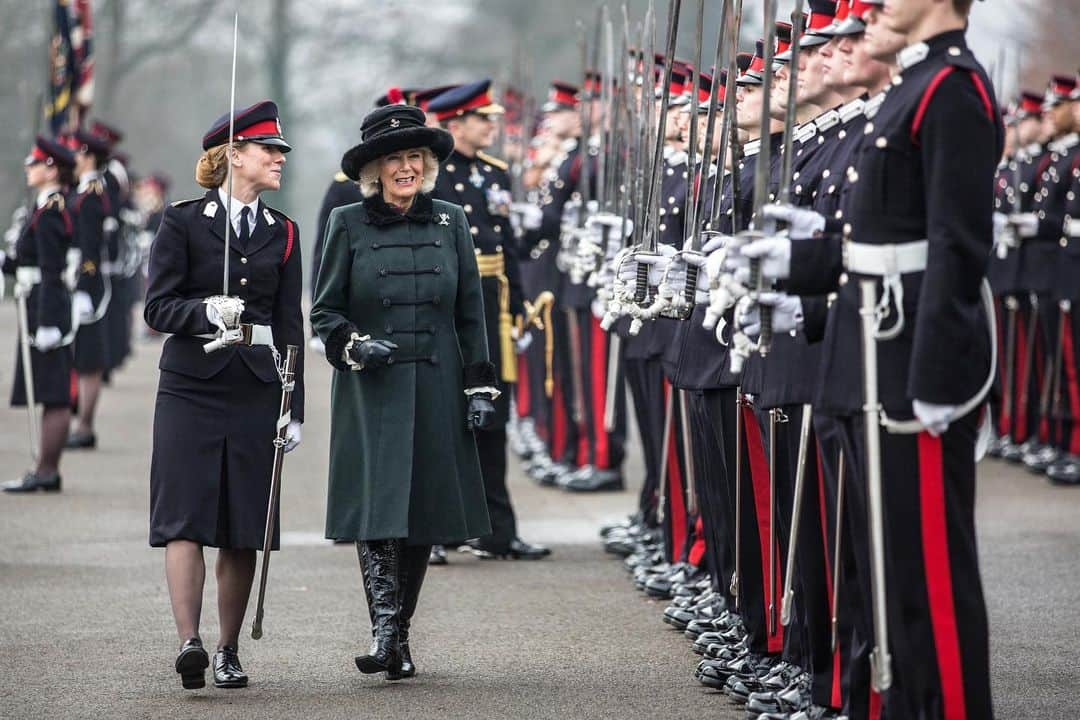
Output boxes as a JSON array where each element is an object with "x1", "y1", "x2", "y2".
[
  {"x1": 203, "y1": 201, "x2": 218, "y2": 218},
  {"x1": 390, "y1": 118, "x2": 400, "y2": 128},
  {"x1": 437, "y1": 212, "x2": 451, "y2": 226},
  {"x1": 263, "y1": 208, "x2": 276, "y2": 225}
]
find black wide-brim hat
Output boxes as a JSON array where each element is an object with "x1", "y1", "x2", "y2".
[{"x1": 341, "y1": 105, "x2": 454, "y2": 181}]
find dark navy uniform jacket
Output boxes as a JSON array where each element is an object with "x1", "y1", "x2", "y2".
[
  {"x1": 71, "y1": 176, "x2": 111, "y2": 309},
  {"x1": 1060, "y1": 149, "x2": 1080, "y2": 301},
  {"x1": 3, "y1": 191, "x2": 73, "y2": 335},
  {"x1": 1032, "y1": 133, "x2": 1080, "y2": 300},
  {"x1": 787, "y1": 30, "x2": 1003, "y2": 418},
  {"x1": 989, "y1": 144, "x2": 1043, "y2": 295},
  {"x1": 311, "y1": 172, "x2": 364, "y2": 299},
  {"x1": 143, "y1": 189, "x2": 305, "y2": 421}
]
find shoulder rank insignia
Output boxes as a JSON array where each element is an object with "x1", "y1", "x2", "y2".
[
  {"x1": 263, "y1": 207, "x2": 276, "y2": 226},
  {"x1": 203, "y1": 200, "x2": 218, "y2": 218},
  {"x1": 437, "y1": 212, "x2": 451, "y2": 226},
  {"x1": 476, "y1": 150, "x2": 508, "y2": 171},
  {"x1": 334, "y1": 171, "x2": 349, "y2": 182}
]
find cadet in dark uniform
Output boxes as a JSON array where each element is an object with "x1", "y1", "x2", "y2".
[
  {"x1": 311, "y1": 103, "x2": 496, "y2": 679},
  {"x1": 143, "y1": 101, "x2": 304, "y2": 691},
  {"x1": 65, "y1": 129, "x2": 116, "y2": 449},
  {"x1": 2, "y1": 137, "x2": 76, "y2": 493},
  {"x1": 428, "y1": 80, "x2": 551, "y2": 562}
]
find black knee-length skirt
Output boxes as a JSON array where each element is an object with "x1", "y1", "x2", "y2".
[
  {"x1": 11, "y1": 343, "x2": 74, "y2": 409},
  {"x1": 149, "y1": 354, "x2": 281, "y2": 550}
]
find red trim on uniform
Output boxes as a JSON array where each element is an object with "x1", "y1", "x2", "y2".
[
  {"x1": 31, "y1": 147, "x2": 49, "y2": 163},
  {"x1": 688, "y1": 516, "x2": 706, "y2": 566},
  {"x1": 236, "y1": 118, "x2": 280, "y2": 140},
  {"x1": 967, "y1": 73, "x2": 995, "y2": 123},
  {"x1": 806, "y1": 8, "x2": 834, "y2": 30},
  {"x1": 551, "y1": 88, "x2": 578, "y2": 107},
  {"x1": 918, "y1": 432, "x2": 968, "y2": 720},
  {"x1": 516, "y1": 354, "x2": 531, "y2": 418},
  {"x1": 869, "y1": 689, "x2": 882, "y2": 720},
  {"x1": 1060, "y1": 310, "x2": 1080, "y2": 454},
  {"x1": 590, "y1": 317, "x2": 610, "y2": 469},
  {"x1": 434, "y1": 91, "x2": 495, "y2": 122},
  {"x1": 1014, "y1": 311, "x2": 1029, "y2": 442},
  {"x1": 552, "y1": 382, "x2": 567, "y2": 460},
  {"x1": 61, "y1": 209, "x2": 73, "y2": 236},
  {"x1": 743, "y1": 404, "x2": 784, "y2": 652},
  {"x1": 1035, "y1": 322, "x2": 1048, "y2": 444},
  {"x1": 994, "y1": 299, "x2": 1010, "y2": 437},
  {"x1": 912, "y1": 67, "x2": 956, "y2": 144},
  {"x1": 666, "y1": 381, "x2": 688, "y2": 558},
  {"x1": 282, "y1": 218, "x2": 295, "y2": 265}
]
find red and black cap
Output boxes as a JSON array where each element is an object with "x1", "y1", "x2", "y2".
[
  {"x1": 341, "y1": 104, "x2": 454, "y2": 181},
  {"x1": 683, "y1": 72, "x2": 716, "y2": 114},
  {"x1": 798, "y1": 0, "x2": 838, "y2": 49},
  {"x1": 1015, "y1": 91, "x2": 1044, "y2": 120},
  {"x1": 772, "y1": 21, "x2": 794, "y2": 66},
  {"x1": 427, "y1": 79, "x2": 505, "y2": 122},
  {"x1": 202, "y1": 100, "x2": 291, "y2": 152},
  {"x1": 542, "y1": 81, "x2": 580, "y2": 112},
  {"x1": 813, "y1": 0, "x2": 851, "y2": 39},
  {"x1": 830, "y1": 0, "x2": 877, "y2": 36},
  {"x1": 1043, "y1": 75, "x2": 1078, "y2": 109},
  {"x1": 375, "y1": 87, "x2": 419, "y2": 107},
  {"x1": 70, "y1": 127, "x2": 113, "y2": 156},
  {"x1": 89, "y1": 120, "x2": 124, "y2": 147},
  {"x1": 414, "y1": 85, "x2": 460, "y2": 112},
  {"x1": 25, "y1": 135, "x2": 76, "y2": 168},
  {"x1": 665, "y1": 64, "x2": 693, "y2": 106},
  {"x1": 737, "y1": 41, "x2": 768, "y2": 86}
]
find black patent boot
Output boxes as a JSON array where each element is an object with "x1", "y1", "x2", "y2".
[
  {"x1": 387, "y1": 544, "x2": 431, "y2": 680},
  {"x1": 354, "y1": 540, "x2": 403, "y2": 675}
]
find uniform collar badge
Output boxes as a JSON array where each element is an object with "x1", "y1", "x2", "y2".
[
  {"x1": 263, "y1": 207, "x2": 276, "y2": 225},
  {"x1": 203, "y1": 200, "x2": 218, "y2": 218},
  {"x1": 437, "y1": 212, "x2": 451, "y2": 226},
  {"x1": 897, "y1": 42, "x2": 929, "y2": 71}
]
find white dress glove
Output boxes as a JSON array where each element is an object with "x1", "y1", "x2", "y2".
[
  {"x1": 616, "y1": 244, "x2": 677, "y2": 286},
  {"x1": 761, "y1": 203, "x2": 826, "y2": 240},
  {"x1": 1008, "y1": 212, "x2": 1039, "y2": 239},
  {"x1": 912, "y1": 400, "x2": 958, "y2": 437},
  {"x1": 510, "y1": 202, "x2": 543, "y2": 231},
  {"x1": 283, "y1": 420, "x2": 302, "y2": 453},
  {"x1": 738, "y1": 292, "x2": 804, "y2": 337},
  {"x1": 34, "y1": 326, "x2": 63, "y2": 351},
  {"x1": 74, "y1": 291, "x2": 94, "y2": 323},
  {"x1": 734, "y1": 236, "x2": 792, "y2": 281}
]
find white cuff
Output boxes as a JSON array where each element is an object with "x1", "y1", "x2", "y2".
[{"x1": 465, "y1": 385, "x2": 502, "y2": 400}]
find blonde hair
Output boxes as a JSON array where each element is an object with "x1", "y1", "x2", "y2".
[
  {"x1": 358, "y1": 146, "x2": 440, "y2": 198},
  {"x1": 194, "y1": 141, "x2": 249, "y2": 189}
]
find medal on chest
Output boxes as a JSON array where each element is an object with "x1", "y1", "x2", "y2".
[{"x1": 469, "y1": 165, "x2": 485, "y2": 189}]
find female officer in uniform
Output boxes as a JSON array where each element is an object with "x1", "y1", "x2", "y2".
[
  {"x1": 143, "y1": 101, "x2": 304, "y2": 691},
  {"x1": 2, "y1": 136, "x2": 76, "y2": 493},
  {"x1": 311, "y1": 104, "x2": 496, "y2": 680}
]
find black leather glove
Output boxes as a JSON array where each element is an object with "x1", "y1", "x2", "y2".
[
  {"x1": 465, "y1": 394, "x2": 497, "y2": 432},
  {"x1": 347, "y1": 338, "x2": 398, "y2": 370}
]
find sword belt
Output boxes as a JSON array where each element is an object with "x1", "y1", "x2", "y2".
[
  {"x1": 475, "y1": 249, "x2": 516, "y2": 384},
  {"x1": 197, "y1": 323, "x2": 275, "y2": 347},
  {"x1": 843, "y1": 240, "x2": 928, "y2": 341}
]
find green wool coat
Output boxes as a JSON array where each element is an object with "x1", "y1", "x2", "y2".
[{"x1": 310, "y1": 192, "x2": 494, "y2": 544}]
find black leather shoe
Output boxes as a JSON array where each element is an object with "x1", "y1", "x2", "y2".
[
  {"x1": 428, "y1": 545, "x2": 448, "y2": 565},
  {"x1": 563, "y1": 467, "x2": 625, "y2": 492},
  {"x1": 998, "y1": 439, "x2": 1025, "y2": 462},
  {"x1": 1022, "y1": 443, "x2": 1059, "y2": 473},
  {"x1": 65, "y1": 430, "x2": 97, "y2": 449},
  {"x1": 213, "y1": 645, "x2": 248, "y2": 688},
  {"x1": 1047, "y1": 454, "x2": 1080, "y2": 485},
  {"x1": 472, "y1": 538, "x2": 552, "y2": 560},
  {"x1": 355, "y1": 540, "x2": 403, "y2": 675},
  {"x1": 2, "y1": 471, "x2": 61, "y2": 493},
  {"x1": 175, "y1": 638, "x2": 209, "y2": 690}
]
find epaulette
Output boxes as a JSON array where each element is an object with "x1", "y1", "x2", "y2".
[
  {"x1": 943, "y1": 47, "x2": 979, "y2": 71},
  {"x1": 334, "y1": 171, "x2": 350, "y2": 182},
  {"x1": 44, "y1": 194, "x2": 65, "y2": 212},
  {"x1": 171, "y1": 198, "x2": 202, "y2": 207},
  {"x1": 264, "y1": 205, "x2": 296, "y2": 225},
  {"x1": 476, "y1": 151, "x2": 508, "y2": 171}
]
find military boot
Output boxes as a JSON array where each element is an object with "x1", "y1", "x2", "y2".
[{"x1": 354, "y1": 540, "x2": 403, "y2": 676}]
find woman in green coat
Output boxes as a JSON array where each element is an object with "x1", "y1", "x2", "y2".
[{"x1": 311, "y1": 104, "x2": 496, "y2": 681}]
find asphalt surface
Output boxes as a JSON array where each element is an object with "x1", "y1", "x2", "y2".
[{"x1": 1, "y1": 311, "x2": 1079, "y2": 719}]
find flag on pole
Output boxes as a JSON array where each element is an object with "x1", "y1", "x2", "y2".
[{"x1": 46, "y1": 0, "x2": 94, "y2": 134}]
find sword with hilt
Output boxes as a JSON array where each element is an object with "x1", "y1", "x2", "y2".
[
  {"x1": 858, "y1": 279, "x2": 893, "y2": 691},
  {"x1": 830, "y1": 449, "x2": 845, "y2": 653},
  {"x1": 203, "y1": 13, "x2": 244, "y2": 355},
  {"x1": 766, "y1": 405, "x2": 788, "y2": 637},
  {"x1": 730, "y1": 388, "x2": 745, "y2": 605},
  {"x1": 630, "y1": 0, "x2": 681, "y2": 330},
  {"x1": 251, "y1": 343, "x2": 300, "y2": 640},
  {"x1": 780, "y1": 403, "x2": 813, "y2": 626}
]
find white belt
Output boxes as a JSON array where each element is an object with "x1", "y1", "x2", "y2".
[
  {"x1": 1066, "y1": 217, "x2": 1079, "y2": 238},
  {"x1": 843, "y1": 240, "x2": 928, "y2": 276},
  {"x1": 101, "y1": 261, "x2": 123, "y2": 275},
  {"x1": 844, "y1": 240, "x2": 928, "y2": 341},
  {"x1": 15, "y1": 267, "x2": 42, "y2": 287},
  {"x1": 196, "y1": 323, "x2": 275, "y2": 346}
]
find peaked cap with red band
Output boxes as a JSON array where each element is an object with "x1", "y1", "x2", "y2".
[
  {"x1": 1043, "y1": 75, "x2": 1078, "y2": 109},
  {"x1": 773, "y1": 21, "x2": 795, "y2": 65},
  {"x1": 202, "y1": 100, "x2": 291, "y2": 152},
  {"x1": 543, "y1": 81, "x2": 580, "y2": 112},
  {"x1": 1015, "y1": 91, "x2": 1044, "y2": 120},
  {"x1": 831, "y1": 0, "x2": 877, "y2": 35},
  {"x1": 813, "y1": 0, "x2": 851, "y2": 38},
  {"x1": 72, "y1": 127, "x2": 113, "y2": 156},
  {"x1": 89, "y1": 120, "x2": 124, "y2": 146},
  {"x1": 799, "y1": 0, "x2": 838, "y2": 48},
  {"x1": 427, "y1": 79, "x2": 505, "y2": 122},
  {"x1": 25, "y1": 135, "x2": 76, "y2": 168},
  {"x1": 737, "y1": 40, "x2": 768, "y2": 86}
]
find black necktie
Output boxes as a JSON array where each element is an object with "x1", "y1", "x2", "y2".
[{"x1": 238, "y1": 206, "x2": 251, "y2": 251}]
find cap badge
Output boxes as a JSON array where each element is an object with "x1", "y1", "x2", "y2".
[
  {"x1": 390, "y1": 118, "x2": 401, "y2": 128},
  {"x1": 204, "y1": 201, "x2": 218, "y2": 218},
  {"x1": 437, "y1": 212, "x2": 451, "y2": 226}
]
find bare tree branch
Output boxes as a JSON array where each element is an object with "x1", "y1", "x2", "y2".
[{"x1": 111, "y1": 0, "x2": 220, "y2": 82}]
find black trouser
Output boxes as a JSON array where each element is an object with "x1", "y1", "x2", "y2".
[
  {"x1": 690, "y1": 388, "x2": 737, "y2": 597},
  {"x1": 625, "y1": 356, "x2": 665, "y2": 524},
  {"x1": 574, "y1": 308, "x2": 628, "y2": 470},
  {"x1": 476, "y1": 427, "x2": 517, "y2": 549},
  {"x1": 837, "y1": 410, "x2": 992, "y2": 720}
]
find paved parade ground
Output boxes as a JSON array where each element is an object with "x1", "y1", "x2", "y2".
[{"x1": 1, "y1": 313, "x2": 1080, "y2": 719}]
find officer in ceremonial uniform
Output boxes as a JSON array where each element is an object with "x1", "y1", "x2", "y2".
[
  {"x1": 64, "y1": 128, "x2": 117, "y2": 450},
  {"x1": 2, "y1": 137, "x2": 77, "y2": 493},
  {"x1": 144, "y1": 101, "x2": 304, "y2": 691},
  {"x1": 428, "y1": 79, "x2": 550, "y2": 562}
]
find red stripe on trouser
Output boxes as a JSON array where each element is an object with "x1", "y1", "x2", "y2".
[
  {"x1": 995, "y1": 300, "x2": 1010, "y2": 437},
  {"x1": 666, "y1": 382, "x2": 688, "y2": 557},
  {"x1": 552, "y1": 383, "x2": 567, "y2": 460},
  {"x1": 815, "y1": 443, "x2": 843, "y2": 709},
  {"x1": 918, "y1": 432, "x2": 968, "y2": 720},
  {"x1": 869, "y1": 689, "x2": 882, "y2": 720},
  {"x1": 1014, "y1": 312, "x2": 1029, "y2": 442},
  {"x1": 590, "y1": 316, "x2": 610, "y2": 469},
  {"x1": 1060, "y1": 311, "x2": 1080, "y2": 454},
  {"x1": 743, "y1": 405, "x2": 783, "y2": 653},
  {"x1": 688, "y1": 516, "x2": 706, "y2": 566},
  {"x1": 1035, "y1": 325, "x2": 1048, "y2": 443},
  {"x1": 516, "y1": 354, "x2": 530, "y2": 417}
]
